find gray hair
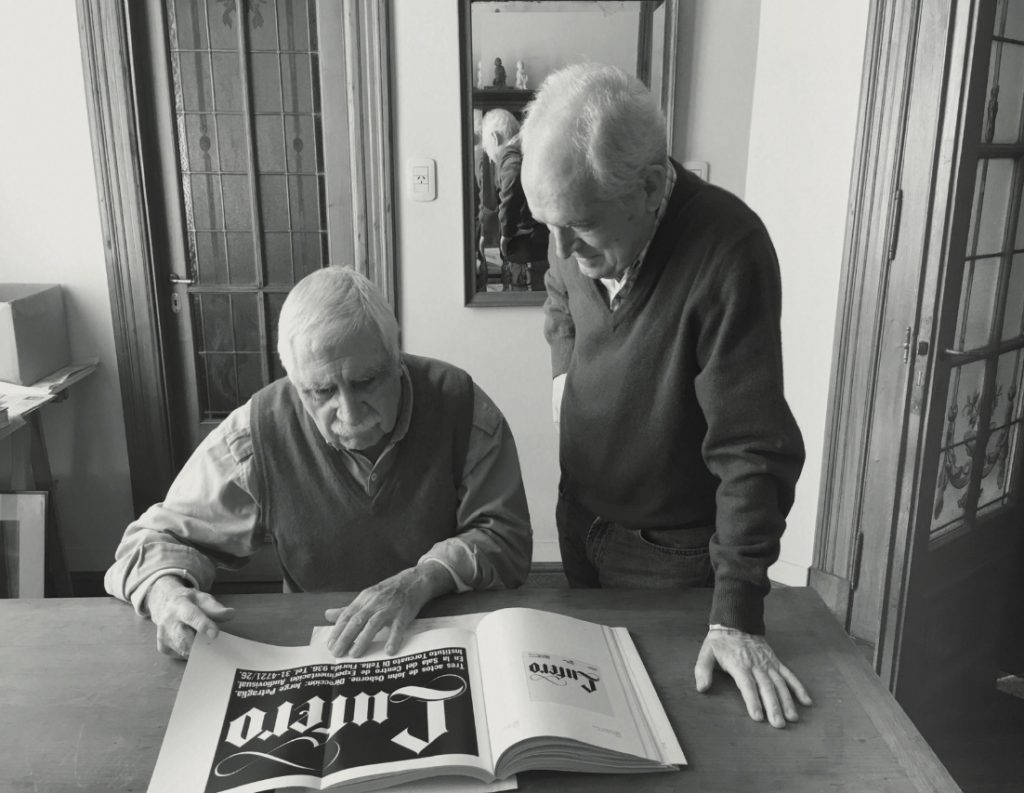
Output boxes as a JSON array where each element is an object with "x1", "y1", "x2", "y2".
[
  {"x1": 481, "y1": 108, "x2": 521, "y2": 143},
  {"x1": 520, "y1": 63, "x2": 667, "y2": 200},
  {"x1": 276, "y1": 266, "x2": 400, "y2": 376}
]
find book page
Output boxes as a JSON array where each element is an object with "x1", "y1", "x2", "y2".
[
  {"x1": 148, "y1": 628, "x2": 495, "y2": 793},
  {"x1": 474, "y1": 608, "x2": 653, "y2": 766}
]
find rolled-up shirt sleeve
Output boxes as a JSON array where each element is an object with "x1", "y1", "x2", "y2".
[
  {"x1": 418, "y1": 384, "x2": 532, "y2": 590},
  {"x1": 103, "y1": 402, "x2": 264, "y2": 614}
]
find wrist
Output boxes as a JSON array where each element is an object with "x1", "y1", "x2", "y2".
[{"x1": 411, "y1": 561, "x2": 456, "y2": 603}]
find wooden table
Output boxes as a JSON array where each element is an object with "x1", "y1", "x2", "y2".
[{"x1": 0, "y1": 588, "x2": 962, "y2": 792}]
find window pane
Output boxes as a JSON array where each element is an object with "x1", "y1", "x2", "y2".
[
  {"x1": 278, "y1": 0, "x2": 312, "y2": 50},
  {"x1": 172, "y1": 0, "x2": 209, "y2": 49},
  {"x1": 955, "y1": 256, "x2": 1001, "y2": 350},
  {"x1": 184, "y1": 114, "x2": 218, "y2": 172},
  {"x1": 970, "y1": 159, "x2": 1014, "y2": 256},
  {"x1": 212, "y1": 52, "x2": 243, "y2": 112},
  {"x1": 251, "y1": 53, "x2": 283, "y2": 112},
  {"x1": 1004, "y1": 254, "x2": 1024, "y2": 340},
  {"x1": 255, "y1": 115, "x2": 286, "y2": 172},
  {"x1": 264, "y1": 233, "x2": 293, "y2": 285},
  {"x1": 984, "y1": 41, "x2": 1024, "y2": 143},
  {"x1": 998, "y1": 0, "x2": 1024, "y2": 40},
  {"x1": 197, "y1": 293, "x2": 233, "y2": 352},
  {"x1": 259, "y1": 175, "x2": 290, "y2": 230},
  {"x1": 289, "y1": 175, "x2": 322, "y2": 231},
  {"x1": 195, "y1": 231, "x2": 228, "y2": 285},
  {"x1": 204, "y1": 353, "x2": 238, "y2": 415},
  {"x1": 178, "y1": 51, "x2": 213, "y2": 112},
  {"x1": 293, "y1": 233, "x2": 325, "y2": 278},
  {"x1": 222, "y1": 174, "x2": 253, "y2": 231},
  {"x1": 931, "y1": 439, "x2": 972, "y2": 533},
  {"x1": 237, "y1": 353, "x2": 265, "y2": 402},
  {"x1": 189, "y1": 174, "x2": 224, "y2": 230},
  {"x1": 284, "y1": 115, "x2": 317, "y2": 173},
  {"x1": 226, "y1": 232, "x2": 256, "y2": 285},
  {"x1": 207, "y1": 1, "x2": 239, "y2": 50},
  {"x1": 216, "y1": 114, "x2": 248, "y2": 172},
  {"x1": 281, "y1": 53, "x2": 313, "y2": 113},
  {"x1": 942, "y1": 361, "x2": 988, "y2": 451},
  {"x1": 995, "y1": 350, "x2": 1024, "y2": 426},
  {"x1": 232, "y1": 293, "x2": 261, "y2": 351},
  {"x1": 246, "y1": 0, "x2": 279, "y2": 51}
]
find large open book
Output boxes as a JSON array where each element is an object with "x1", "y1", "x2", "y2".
[{"x1": 147, "y1": 607, "x2": 686, "y2": 793}]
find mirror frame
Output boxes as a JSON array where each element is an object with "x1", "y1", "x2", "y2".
[{"x1": 459, "y1": 0, "x2": 679, "y2": 307}]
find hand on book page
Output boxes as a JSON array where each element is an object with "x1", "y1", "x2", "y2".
[{"x1": 323, "y1": 563, "x2": 456, "y2": 657}]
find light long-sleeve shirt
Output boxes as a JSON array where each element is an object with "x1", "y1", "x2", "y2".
[{"x1": 105, "y1": 366, "x2": 532, "y2": 614}]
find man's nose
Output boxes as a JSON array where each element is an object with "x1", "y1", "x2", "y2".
[
  {"x1": 331, "y1": 387, "x2": 362, "y2": 422},
  {"x1": 551, "y1": 226, "x2": 577, "y2": 259}
]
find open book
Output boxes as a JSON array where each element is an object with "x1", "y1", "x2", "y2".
[{"x1": 147, "y1": 607, "x2": 686, "y2": 793}]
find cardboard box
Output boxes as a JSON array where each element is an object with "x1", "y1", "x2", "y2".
[{"x1": 0, "y1": 284, "x2": 71, "y2": 386}]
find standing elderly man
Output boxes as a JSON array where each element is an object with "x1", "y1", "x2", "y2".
[
  {"x1": 105, "y1": 266, "x2": 531, "y2": 659},
  {"x1": 520, "y1": 64, "x2": 811, "y2": 729}
]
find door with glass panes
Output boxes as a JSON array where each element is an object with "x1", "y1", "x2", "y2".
[
  {"x1": 147, "y1": 0, "x2": 354, "y2": 458},
  {"x1": 878, "y1": 0, "x2": 1024, "y2": 719}
]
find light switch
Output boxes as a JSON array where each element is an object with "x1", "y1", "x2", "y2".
[
  {"x1": 408, "y1": 157, "x2": 437, "y2": 201},
  {"x1": 682, "y1": 160, "x2": 709, "y2": 181}
]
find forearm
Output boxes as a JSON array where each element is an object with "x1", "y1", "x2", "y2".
[{"x1": 542, "y1": 263, "x2": 575, "y2": 376}]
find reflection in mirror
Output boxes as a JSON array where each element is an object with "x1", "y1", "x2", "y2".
[{"x1": 461, "y1": 0, "x2": 678, "y2": 306}]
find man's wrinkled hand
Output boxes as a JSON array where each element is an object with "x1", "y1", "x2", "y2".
[
  {"x1": 324, "y1": 564, "x2": 454, "y2": 658},
  {"x1": 694, "y1": 627, "x2": 812, "y2": 728},
  {"x1": 146, "y1": 576, "x2": 235, "y2": 659}
]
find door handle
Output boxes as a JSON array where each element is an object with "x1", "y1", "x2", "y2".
[{"x1": 169, "y1": 273, "x2": 195, "y2": 285}]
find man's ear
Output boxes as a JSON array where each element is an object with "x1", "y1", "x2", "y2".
[{"x1": 642, "y1": 163, "x2": 668, "y2": 211}]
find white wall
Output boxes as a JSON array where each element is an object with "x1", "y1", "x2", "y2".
[
  {"x1": 0, "y1": 1, "x2": 136, "y2": 570},
  {"x1": 744, "y1": 2, "x2": 870, "y2": 585}
]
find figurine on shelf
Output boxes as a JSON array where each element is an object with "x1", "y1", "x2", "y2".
[
  {"x1": 515, "y1": 60, "x2": 528, "y2": 90},
  {"x1": 477, "y1": 59, "x2": 484, "y2": 89},
  {"x1": 492, "y1": 57, "x2": 506, "y2": 87}
]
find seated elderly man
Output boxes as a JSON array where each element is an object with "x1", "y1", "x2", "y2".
[{"x1": 105, "y1": 266, "x2": 532, "y2": 659}]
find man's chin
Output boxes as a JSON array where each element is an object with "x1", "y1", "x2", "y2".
[
  {"x1": 331, "y1": 427, "x2": 381, "y2": 451},
  {"x1": 575, "y1": 256, "x2": 615, "y2": 280}
]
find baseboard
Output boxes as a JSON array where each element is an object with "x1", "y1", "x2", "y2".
[{"x1": 768, "y1": 560, "x2": 808, "y2": 587}]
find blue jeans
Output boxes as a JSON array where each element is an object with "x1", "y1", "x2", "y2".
[{"x1": 556, "y1": 488, "x2": 715, "y2": 589}]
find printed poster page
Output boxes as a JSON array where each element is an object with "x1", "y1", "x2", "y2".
[
  {"x1": 147, "y1": 628, "x2": 494, "y2": 793},
  {"x1": 474, "y1": 608, "x2": 650, "y2": 768}
]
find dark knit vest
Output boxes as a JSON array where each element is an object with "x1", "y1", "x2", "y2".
[{"x1": 250, "y1": 354, "x2": 474, "y2": 592}]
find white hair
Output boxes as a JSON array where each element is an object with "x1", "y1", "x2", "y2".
[
  {"x1": 276, "y1": 266, "x2": 400, "y2": 376},
  {"x1": 520, "y1": 63, "x2": 667, "y2": 201},
  {"x1": 481, "y1": 108, "x2": 521, "y2": 143}
]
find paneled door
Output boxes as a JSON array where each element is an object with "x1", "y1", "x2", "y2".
[
  {"x1": 876, "y1": 0, "x2": 1024, "y2": 721},
  {"x1": 142, "y1": 0, "x2": 355, "y2": 459}
]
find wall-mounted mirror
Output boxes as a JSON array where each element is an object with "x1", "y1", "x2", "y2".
[{"x1": 459, "y1": 0, "x2": 679, "y2": 306}]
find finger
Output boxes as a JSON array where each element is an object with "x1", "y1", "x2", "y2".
[
  {"x1": 732, "y1": 669, "x2": 764, "y2": 722},
  {"x1": 384, "y1": 612, "x2": 414, "y2": 655},
  {"x1": 769, "y1": 668, "x2": 799, "y2": 723},
  {"x1": 158, "y1": 622, "x2": 194, "y2": 659},
  {"x1": 177, "y1": 601, "x2": 222, "y2": 641},
  {"x1": 350, "y1": 611, "x2": 391, "y2": 658},
  {"x1": 694, "y1": 639, "x2": 716, "y2": 693},
  {"x1": 754, "y1": 668, "x2": 785, "y2": 728},
  {"x1": 329, "y1": 609, "x2": 371, "y2": 657},
  {"x1": 194, "y1": 592, "x2": 236, "y2": 623},
  {"x1": 778, "y1": 663, "x2": 813, "y2": 707},
  {"x1": 325, "y1": 601, "x2": 364, "y2": 651}
]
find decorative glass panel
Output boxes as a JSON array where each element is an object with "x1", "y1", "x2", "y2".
[
  {"x1": 1003, "y1": 254, "x2": 1024, "y2": 340},
  {"x1": 168, "y1": 0, "x2": 331, "y2": 419},
  {"x1": 983, "y1": 40, "x2": 1024, "y2": 144},
  {"x1": 216, "y1": 115, "x2": 248, "y2": 171},
  {"x1": 264, "y1": 233, "x2": 294, "y2": 285},
  {"x1": 195, "y1": 232, "x2": 229, "y2": 284},
  {"x1": 969, "y1": 159, "x2": 1014, "y2": 256},
  {"x1": 246, "y1": 0, "x2": 279, "y2": 51},
  {"x1": 941, "y1": 361, "x2": 988, "y2": 454},
  {"x1": 995, "y1": 350, "x2": 1024, "y2": 427},
  {"x1": 955, "y1": 256, "x2": 1001, "y2": 350},
  {"x1": 932, "y1": 439, "x2": 972, "y2": 533}
]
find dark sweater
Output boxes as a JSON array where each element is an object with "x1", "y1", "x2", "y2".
[
  {"x1": 543, "y1": 162, "x2": 805, "y2": 634},
  {"x1": 497, "y1": 143, "x2": 550, "y2": 263},
  {"x1": 249, "y1": 354, "x2": 474, "y2": 593}
]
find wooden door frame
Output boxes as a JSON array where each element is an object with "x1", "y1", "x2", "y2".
[{"x1": 76, "y1": 0, "x2": 398, "y2": 512}]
